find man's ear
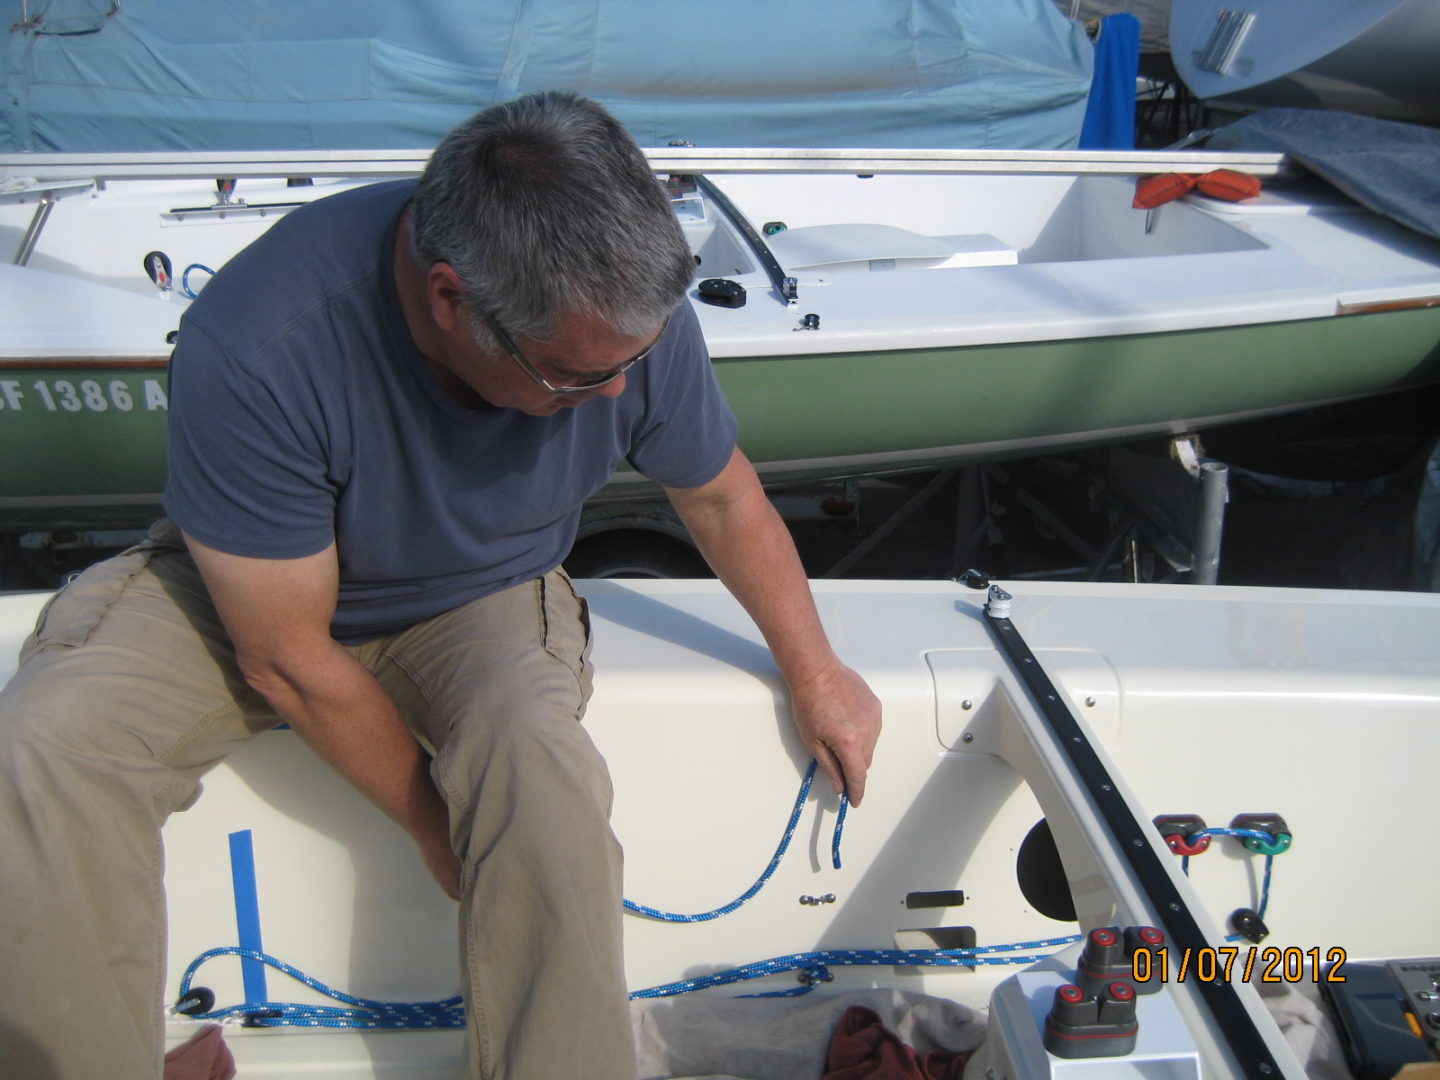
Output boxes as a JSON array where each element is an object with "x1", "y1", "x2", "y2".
[{"x1": 425, "y1": 263, "x2": 468, "y2": 333}]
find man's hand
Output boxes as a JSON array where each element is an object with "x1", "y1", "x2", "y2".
[
  {"x1": 415, "y1": 820, "x2": 464, "y2": 901},
  {"x1": 667, "y1": 449, "x2": 883, "y2": 805},
  {"x1": 788, "y1": 659, "x2": 882, "y2": 807}
]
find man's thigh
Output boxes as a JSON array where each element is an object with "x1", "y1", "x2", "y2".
[
  {"x1": 364, "y1": 569, "x2": 599, "y2": 813},
  {"x1": 2, "y1": 533, "x2": 276, "y2": 802}
]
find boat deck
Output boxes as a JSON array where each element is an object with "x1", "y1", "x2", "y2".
[{"x1": 4, "y1": 579, "x2": 1435, "y2": 1076}]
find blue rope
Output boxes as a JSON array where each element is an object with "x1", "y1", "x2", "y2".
[
  {"x1": 1172, "y1": 828, "x2": 1280, "y2": 938},
  {"x1": 1202, "y1": 827, "x2": 1277, "y2": 845},
  {"x1": 629, "y1": 936, "x2": 1083, "y2": 999},
  {"x1": 178, "y1": 935, "x2": 1084, "y2": 1022},
  {"x1": 622, "y1": 760, "x2": 847, "y2": 923},
  {"x1": 183, "y1": 759, "x2": 1072, "y2": 1026},
  {"x1": 177, "y1": 947, "x2": 463, "y2": 1029},
  {"x1": 1256, "y1": 853, "x2": 1274, "y2": 920},
  {"x1": 180, "y1": 263, "x2": 216, "y2": 299}
]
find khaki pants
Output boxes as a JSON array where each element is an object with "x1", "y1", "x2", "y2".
[{"x1": 0, "y1": 524, "x2": 634, "y2": 1080}]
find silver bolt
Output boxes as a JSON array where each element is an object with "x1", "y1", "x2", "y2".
[
  {"x1": 1085, "y1": 696, "x2": 1097, "y2": 707},
  {"x1": 961, "y1": 699, "x2": 973, "y2": 711},
  {"x1": 961, "y1": 732, "x2": 974, "y2": 744}
]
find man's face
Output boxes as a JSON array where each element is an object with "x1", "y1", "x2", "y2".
[{"x1": 441, "y1": 309, "x2": 664, "y2": 417}]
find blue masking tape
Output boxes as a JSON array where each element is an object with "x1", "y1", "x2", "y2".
[{"x1": 228, "y1": 830, "x2": 268, "y2": 1003}]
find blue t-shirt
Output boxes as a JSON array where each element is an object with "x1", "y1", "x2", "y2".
[{"x1": 164, "y1": 180, "x2": 737, "y2": 641}]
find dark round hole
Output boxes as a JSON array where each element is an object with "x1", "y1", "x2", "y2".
[{"x1": 1016, "y1": 818, "x2": 1076, "y2": 922}]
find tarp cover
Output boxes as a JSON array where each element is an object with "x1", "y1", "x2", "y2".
[
  {"x1": 1, "y1": 0, "x2": 1093, "y2": 152},
  {"x1": 1208, "y1": 108, "x2": 1440, "y2": 240}
]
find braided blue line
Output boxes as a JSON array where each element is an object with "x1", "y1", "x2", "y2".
[
  {"x1": 181, "y1": 935, "x2": 1081, "y2": 1022},
  {"x1": 628, "y1": 936, "x2": 1082, "y2": 1000},
  {"x1": 623, "y1": 759, "x2": 845, "y2": 923},
  {"x1": 1256, "y1": 853, "x2": 1274, "y2": 920},
  {"x1": 1200, "y1": 827, "x2": 1275, "y2": 843},
  {"x1": 178, "y1": 947, "x2": 463, "y2": 1029},
  {"x1": 831, "y1": 794, "x2": 848, "y2": 870},
  {"x1": 180, "y1": 263, "x2": 216, "y2": 300}
]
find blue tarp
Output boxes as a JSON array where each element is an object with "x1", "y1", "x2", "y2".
[
  {"x1": 1, "y1": 0, "x2": 1093, "y2": 152},
  {"x1": 1208, "y1": 108, "x2": 1440, "y2": 240}
]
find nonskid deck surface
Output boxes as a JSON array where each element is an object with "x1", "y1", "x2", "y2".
[{"x1": 4, "y1": 579, "x2": 1437, "y2": 1076}]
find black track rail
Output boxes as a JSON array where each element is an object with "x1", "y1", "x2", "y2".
[
  {"x1": 984, "y1": 602, "x2": 1284, "y2": 1080},
  {"x1": 695, "y1": 176, "x2": 796, "y2": 305}
]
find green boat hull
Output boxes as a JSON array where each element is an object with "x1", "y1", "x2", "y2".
[{"x1": 4, "y1": 308, "x2": 1438, "y2": 532}]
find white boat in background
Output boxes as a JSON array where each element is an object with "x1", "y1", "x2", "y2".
[
  {"x1": 5, "y1": 146, "x2": 1440, "y2": 535},
  {"x1": 3, "y1": 577, "x2": 1437, "y2": 1078},
  {"x1": 1171, "y1": 0, "x2": 1440, "y2": 124}
]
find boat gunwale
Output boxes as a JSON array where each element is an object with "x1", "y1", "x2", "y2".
[{"x1": 1, "y1": 147, "x2": 1290, "y2": 185}]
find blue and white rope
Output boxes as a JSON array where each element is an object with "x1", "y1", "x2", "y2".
[
  {"x1": 176, "y1": 947, "x2": 463, "y2": 1029},
  {"x1": 1174, "y1": 827, "x2": 1280, "y2": 940},
  {"x1": 178, "y1": 759, "x2": 1078, "y2": 1027},
  {"x1": 180, "y1": 263, "x2": 217, "y2": 299},
  {"x1": 177, "y1": 935, "x2": 1084, "y2": 1023},
  {"x1": 630, "y1": 936, "x2": 1084, "y2": 999},
  {"x1": 622, "y1": 759, "x2": 846, "y2": 923}
]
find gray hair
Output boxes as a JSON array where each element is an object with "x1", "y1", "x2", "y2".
[{"x1": 410, "y1": 91, "x2": 693, "y2": 347}]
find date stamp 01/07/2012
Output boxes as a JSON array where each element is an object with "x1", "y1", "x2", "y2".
[{"x1": 1131, "y1": 945, "x2": 1348, "y2": 985}]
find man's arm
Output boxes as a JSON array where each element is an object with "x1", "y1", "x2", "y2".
[
  {"x1": 183, "y1": 532, "x2": 461, "y2": 899},
  {"x1": 665, "y1": 447, "x2": 882, "y2": 804}
]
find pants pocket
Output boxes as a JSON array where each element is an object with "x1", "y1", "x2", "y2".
[
  {"x1": 539, "y1": 569, "x2": 594, "y2": 705},
  {"x1": 22, "y1": 544, "x2": 157, "y2": 656}
]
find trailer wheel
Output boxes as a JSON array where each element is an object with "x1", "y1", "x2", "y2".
[{"x1": 564, "y1": 530, "x2": 711, "y2": 579}]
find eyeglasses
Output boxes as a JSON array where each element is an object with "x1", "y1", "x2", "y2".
[{"x1": 481, "y1": 312, "x2": 668, "y2": 395}]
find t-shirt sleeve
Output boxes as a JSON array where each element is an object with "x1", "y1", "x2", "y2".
[
  {"x1": 625, "y1": 301, "x2": 738, "y2": 489},
  {"x1": 162, "y1": 319, "x2": 339, "y2": 559}
]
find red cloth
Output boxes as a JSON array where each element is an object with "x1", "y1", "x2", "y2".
[
  {"x1": 163, "y1": 1024, "x2": 236, "y2": 1080},
  {"x1": 822, "y1": 1005, "x2": 969, "y2": 1080}
]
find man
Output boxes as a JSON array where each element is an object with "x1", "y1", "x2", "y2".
[{"x1": 0, "y1": 91, "x2": 881, "y2": 1079}]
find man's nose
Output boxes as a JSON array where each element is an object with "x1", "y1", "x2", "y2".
[{"x1": 594, "y1": 373, "x2": 628, "y2": 398}]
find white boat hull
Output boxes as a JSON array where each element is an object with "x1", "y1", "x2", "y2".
[{"x1": 2, "y1": 578, "x2": 1437, "y2": 1077}]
